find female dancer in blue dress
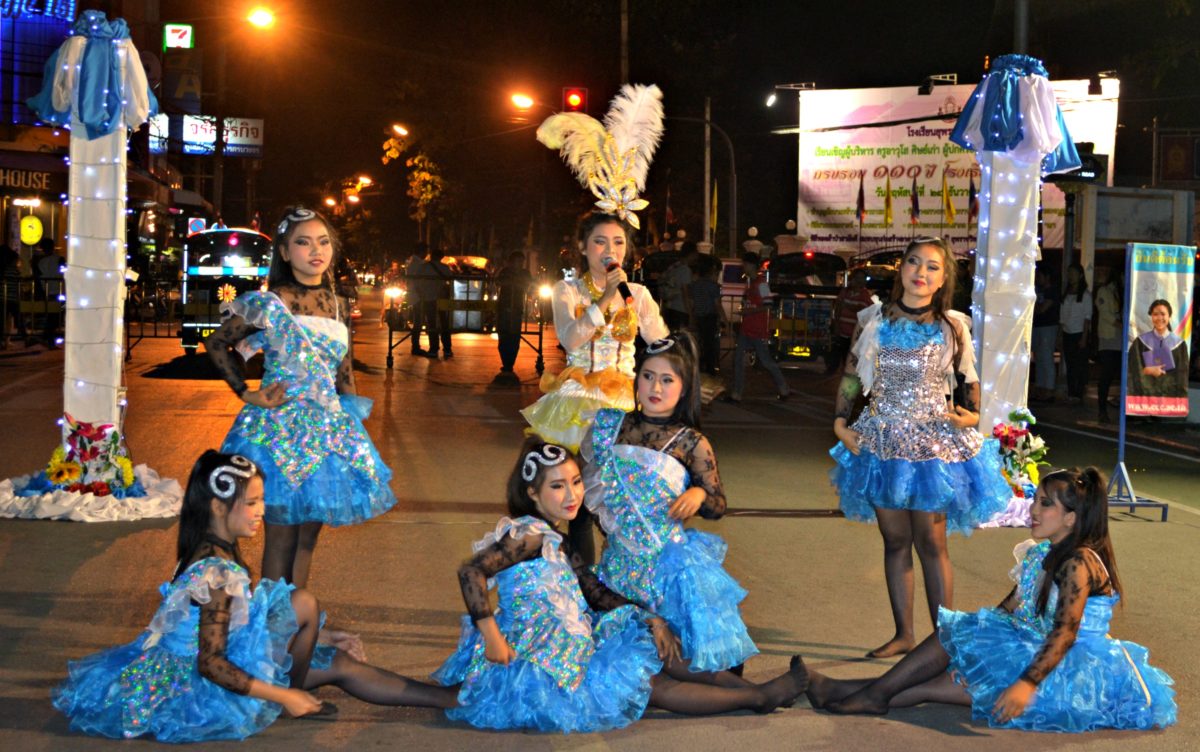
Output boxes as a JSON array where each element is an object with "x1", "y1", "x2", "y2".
[
  {"x1": 206, "y1": 207, "x2": 395, "y2": 587},
  {"x1": 806, "y1": 467, "x2": 1176, "y2": 732},
  {"x1": 582, "y1": 333, "x2": 757, "y2": 674},
  {"x1": 52, "y1": 450, "x2": 456, "y2": 743},
  {"x1": 434, "y1": 439, "x2": 807, "y2": 733},
  {"x1": 831, "y1": 237, "x2": 1011, "y2": 658}
]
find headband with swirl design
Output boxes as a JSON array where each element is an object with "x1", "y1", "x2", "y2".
[
  {"x1": 521, "y1": 444, "x2": 568, "y2": 482},
  {"x1": 277, "y1": 207, "x2": 317, "y2": 237},
  {"x1": 645, "y1": 337, "x2": 676, "y2": 355},
  {"x1": 209, "y1": 455, "x2": 258, "y2": 500}
]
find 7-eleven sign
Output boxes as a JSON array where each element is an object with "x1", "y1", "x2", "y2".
[{"x1": 164, "y1": 24, "x2": 194, "y2": 50}]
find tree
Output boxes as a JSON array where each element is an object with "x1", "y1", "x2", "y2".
[{"x1": 406, "y1": 152, "x2": 446, "y2": 243}]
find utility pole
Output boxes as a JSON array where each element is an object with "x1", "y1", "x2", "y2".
[
  {"x1": 703, "y1": 97, "x2": 711, "y2": 245},
  {"x1": 620, "y1": 0, "x2": 629, "y2": 83}
]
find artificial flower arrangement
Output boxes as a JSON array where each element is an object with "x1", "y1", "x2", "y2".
[
  {"x1": 19, "y1": 414, "x2": 145, "y2": 498},
  {"x1": 992, "y1": 408, "x2": 1048, "y2": 498}
]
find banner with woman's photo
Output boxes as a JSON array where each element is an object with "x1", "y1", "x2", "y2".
[{"x1": 1125, "y1": 243, "x2": 1195, "y2": 417}]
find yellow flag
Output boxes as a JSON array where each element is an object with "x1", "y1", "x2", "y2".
[
  {"x1": 942, "y1": 171, "x2": 956, "y2": 223},
  {"x1": 710, "y1": 179, "x2": 719, "y2": 234},
  {"x1": 884, "y1": 174, "x2": 893, "y2": 226}
]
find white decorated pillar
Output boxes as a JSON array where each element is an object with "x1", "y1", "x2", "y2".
[{"x1": 951, "y1": 54, "x2": 1081, "y2": 430}]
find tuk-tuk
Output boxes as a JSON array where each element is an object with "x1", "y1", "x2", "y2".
[
  {"x1": 180, "y1": 228, "x2": 272, "y2": 354},
  {"x1": 766, "y1": 251, "x2": 846, "y2": 363}
]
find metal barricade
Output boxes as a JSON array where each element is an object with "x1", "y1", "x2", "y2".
[{"x1": 383, "y1": 273, "x2": 547, "y2": 372}]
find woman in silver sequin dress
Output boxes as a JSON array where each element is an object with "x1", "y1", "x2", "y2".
[{"x1": 830, "y1": 238, "x2": 1010, "y2": 659}]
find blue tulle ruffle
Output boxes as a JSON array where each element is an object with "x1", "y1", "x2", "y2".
[
  {"x1": 939, "y1": 604, "x2": 1177, "y2": 732},
  {"x1": 53, "y1": 579, "x2": 298, "y2": 742},
  {"x1": 435, "y1": 605, "x2": 661, "y2": 733},
  {"x1": 878, "y1": 317, "x2": 943, "y2": 348},
  {"x1": 221, "y1": 428, "x2": 395, "y2": 527},
  {"x1": 830, "y1": 437, "x2": 1012, "y2": 535},
  {"x1": 654, "y1": 530, "x2": 758, "y2": 672}
]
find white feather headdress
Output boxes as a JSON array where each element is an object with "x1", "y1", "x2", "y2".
[{"x1": 536, "y1": 84, "x2": 664, "y2": 229}]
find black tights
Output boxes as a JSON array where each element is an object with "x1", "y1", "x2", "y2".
[
  {"x1": 288, "y1": 588, "x2": 458, "y2": 709},
  {"x1": 262, "y1": 521, "x2": 323, "y2": 587},
  {"x1": 870, "y1": 509, "x2": 951, "y2": 658},
  {"x1": 808, "y1": 633, "x2": 969, "y2": 714},
  {"x1": 648, "y1": 655, "x2": 808, "y2": 715}
]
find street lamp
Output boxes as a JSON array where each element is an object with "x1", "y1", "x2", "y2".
[
  {"x1": 765, "y1": 93, "x2": 777, "y2": 107},
  {"x1": 392, "y1": 123, "x2": 409, "y2": 137},
  {"x1": 382, "y1": 124, "x2": 412, "y2": 165},
  {"x1": 246, "y1": 6, "x2": 276, "y2": 29},
  {"x1": 511, "y1": 93, "x2": 535, "y2": 111}
]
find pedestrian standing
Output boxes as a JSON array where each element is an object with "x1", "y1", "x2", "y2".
[
  {"x1": 829, "y1": 269, "x2": 875, "y2": 374},
  {"x1": 205, "y1": 206, "x2": 396, "y2": 588},
  {"x1": 687, "y1": 254, "x2": 725, "y2": 374},
  {"x1": 830, "y1": 237, "x2": 1010, "y2": 659},
  {"x1": 726, "y1": 251, "x2": 790, "y2": 402},
  {"x1": 0, "y1": 243, "x2": 27, "y2": 349},
  {"x1": 1030, "y1": 267, "x2": 1059, "y2": 402},
  {"x1": 404, "y1": 248, "x2": 429, "y2": 355},
  {"x1": 660, "y1": 243, "x2": 697, "y2": 330},
  {"x1": 1059, "y1": 263, "x2": 1092, "y2": 406},
  {"x1": 1093, "y1": 268, "x2": 1122, "y2": 423},
  {"x1": 427, "y1": 248, "x2": 454, "y2": 359},
  {"x1": 495, "y1": 251, "x2": 532, "y2": 380}
]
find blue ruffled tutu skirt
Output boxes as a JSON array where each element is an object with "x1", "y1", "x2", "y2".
[
  {"x1": 829, "y1": 437, "x2": 1011, "y2": 534},
  {"x1": 652, "y1": 529, "x2": 758, "y2": 673},
  {"x1": 52, "y1": 579, "x2": 299, "y2": 742},
  {"x1": 433, "y1": 605, "x2": 661, "y2": 733},
  {"x1": 939, "y1": 603, "x2": 1177, "y2": 732},
  {"x1": 222, "y1": 395, "x2": 396, "y2": 527}
]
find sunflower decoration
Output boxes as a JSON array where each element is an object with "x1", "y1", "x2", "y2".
[
  {"x1": 47, "y1": 458, "x2": 82, "y2": 485},
  {"x1": 217, "y1": 283, "x2": 238, "y2": 304}
]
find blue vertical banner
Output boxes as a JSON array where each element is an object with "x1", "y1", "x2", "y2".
[{"x1": 1125, "y1": 243, "x2": 1195, "y2": 417}]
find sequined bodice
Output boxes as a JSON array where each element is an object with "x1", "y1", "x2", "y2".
[
  {"x1": 851, "y1": 317, "x2": 984, "y2": 463},
  {"x1": 602, "y1": 445, "x2": 690, "y2": 555},
  {"x1": 1011, "y1": 541, "x2": 1116, "y2": 637},
  {"x1": 870, "y1": 318, "x2": 947, "y2": 420},
  {"x1": 566, "y1": 279, "x2": 639, "y2": 376},
  {"x1": 487, "y1": 521, "x2": 595, "y2": 690}
]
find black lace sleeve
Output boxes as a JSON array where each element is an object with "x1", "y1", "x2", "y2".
[
  {"x1": 567, "y1": 546, "x2": 631, "y2": 612},
  {"x1": 679, "y1": 430, "x2": 726, "y2": 519},
  {"x1": 457, "y1": 532, "x2": 546, "y2": 622},
  {"x1": 336, "y1": 295, "x2": 355, "y2": 395},
  {"x1": 196, "y1": 587, "x2": 252, "y2": 695},
  {"x1": 204, "y1": 315, "x2": 260, "y2": 397},
  {"x1": 835, "y1": 318, "x2": 866, "y2": 422},
  {"x1": 1018, "y1": 551, "x2": 1111, "y2": 685}
]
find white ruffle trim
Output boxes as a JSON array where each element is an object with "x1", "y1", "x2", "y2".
[
  {"x1": 143, "y1": 558, "x2": 251, "y2": 648},
  {"x1": 0, "y1": 465, "x2": 183, "y2": 522},
  {"x1": 473, "y1": 515, "x2": 566, "y2": 564}
]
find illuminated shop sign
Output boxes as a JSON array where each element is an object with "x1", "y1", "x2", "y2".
[
  {"x1": 0, "y1": 0, "x2": 75, "y2": 20},
  {"x1": 149, "y1": 114, "x2": 265, "y2": 157}
]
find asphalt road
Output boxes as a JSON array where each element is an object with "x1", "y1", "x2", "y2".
[{"x1": 0, "y1": 292, "x2": 1194, "y2": 751}]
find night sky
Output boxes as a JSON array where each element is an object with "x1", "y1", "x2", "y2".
[{"x1": 173, "y1": 0, "x2": 1198, "y2": 259}]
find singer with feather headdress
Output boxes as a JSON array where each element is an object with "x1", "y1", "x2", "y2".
[{"x1": 520, "y1": 85, "x2": 671, "y2": 564}]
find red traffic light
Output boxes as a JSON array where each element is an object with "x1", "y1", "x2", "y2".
[{"x1": 562, "y1": 87, "x2": 588, "y2": 113}]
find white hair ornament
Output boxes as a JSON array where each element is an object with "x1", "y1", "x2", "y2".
[
  {"x1": 521, "y1": 445, "x2": 568, "y2": 482},
  {"x1": 209, "y1": 455, "x2": 257, "y2": 500}
]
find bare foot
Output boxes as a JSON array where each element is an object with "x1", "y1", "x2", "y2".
[
  {"x1": 758, "y1": 655, "x2": 809, "y2": 712},
  {"x1": 866, "y1": 636, "x2": 914, "y2": 659},
  {"x1": 826, "y1": 687, "x2": 888, "y2": 716}
]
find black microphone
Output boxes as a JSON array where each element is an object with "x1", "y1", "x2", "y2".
[{"x1": 604, "y1": 257, "x2": 634, "y2": 304}]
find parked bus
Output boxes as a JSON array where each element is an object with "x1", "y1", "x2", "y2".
[{"x1": 180, "y1": 227, "x2": 272, "y2": 354}]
